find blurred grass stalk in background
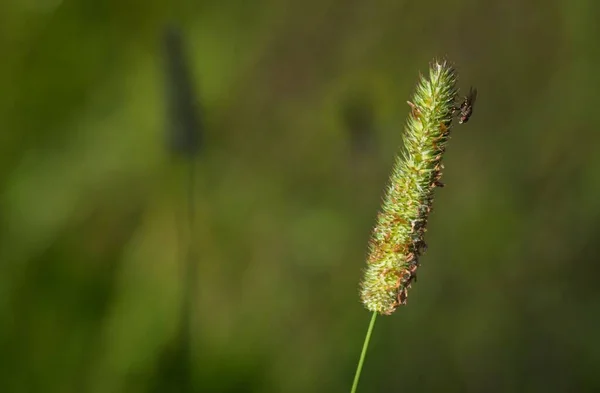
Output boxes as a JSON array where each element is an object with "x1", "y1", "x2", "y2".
[
  {"x1": 352, "y1": 59, "x2": 462, "y2": 392},
  {"x1": 156, "y1": 24, "x2": 202, "y2": 392}
]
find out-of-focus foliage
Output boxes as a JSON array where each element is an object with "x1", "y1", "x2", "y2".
[{"x1": 1, "y1": 0, "x2": 599, "y2": 392}]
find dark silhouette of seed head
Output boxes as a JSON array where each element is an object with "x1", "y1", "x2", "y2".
[{"x1": 163, "y1": 25, "x2": 202, "y2": 157}]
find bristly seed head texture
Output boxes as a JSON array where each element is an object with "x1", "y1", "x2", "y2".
[{"x1": 360, "y1": 59, "x2": 459, "y2": 315}]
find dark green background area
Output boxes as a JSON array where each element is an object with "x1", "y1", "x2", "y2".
[{"x1": 1, "y1": 0, "x2": 599, "y2": 392}]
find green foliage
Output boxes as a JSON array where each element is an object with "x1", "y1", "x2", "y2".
[{"x1": 1, "y1": 1, "x2": 600, "y2": 393}]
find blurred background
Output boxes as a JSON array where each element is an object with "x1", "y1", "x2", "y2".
[{"x1": 1, "y1": 0, "x2": 599, "y2": 392}]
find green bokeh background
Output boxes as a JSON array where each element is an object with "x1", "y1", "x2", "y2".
[{"x1": 2, "y1": 0, "x2": 599, "y2": 392}]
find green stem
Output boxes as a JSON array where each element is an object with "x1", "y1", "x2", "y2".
[{"x1": 351, "y1": 311, "x2": 378, "y2": 393}]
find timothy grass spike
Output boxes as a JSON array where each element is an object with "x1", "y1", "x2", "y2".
[{"x1": 360, "y1": 60, "x2": 459, "y2": 315}]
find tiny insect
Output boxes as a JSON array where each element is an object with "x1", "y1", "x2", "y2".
[{"x1": 457, "y1": 87, "x2": 477, "y2": 124}]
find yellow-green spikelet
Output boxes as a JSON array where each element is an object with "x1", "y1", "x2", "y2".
[{"x1": 360, "y1": 60, "x2": 459, "y2": 315}]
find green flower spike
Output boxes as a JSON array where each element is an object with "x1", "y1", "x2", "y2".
[{"x1": 360, "y1": 60, "x2": 459, "y2": 315}]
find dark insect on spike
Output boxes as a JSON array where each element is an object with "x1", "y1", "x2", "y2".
[
  {"x1": 457, "y1": 87, "x2": 477, "y2": 124},
  {"x1": 414, "y1": 239, "x2": 428, "y2": 253}
]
